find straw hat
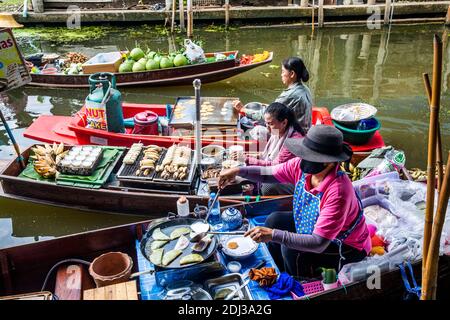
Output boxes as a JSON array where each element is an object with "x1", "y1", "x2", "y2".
[{"x1": 0, "y1": 13, "x2": 24, "y2": 28}]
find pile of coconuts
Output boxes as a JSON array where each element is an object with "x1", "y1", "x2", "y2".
[{"x1": 119, "y1": 47, "x2": 190, "y2": 73}]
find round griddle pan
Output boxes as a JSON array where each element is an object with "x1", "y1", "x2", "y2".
[{"x1": 140, "y1": 217, "x2": 218, "y2": 269}]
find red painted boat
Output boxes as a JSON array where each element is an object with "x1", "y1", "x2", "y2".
[{"x1": 24, "y1": 102, "x2": 384, "y2": 152}]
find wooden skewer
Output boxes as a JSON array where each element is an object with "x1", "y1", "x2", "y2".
[
  {"x1": 423, "y1": 152, "x2": 450, "y2": 300},
  {"x1": 421, "y1": 34, "x2": 443, "y2": 300},
  {"x1": 423, "y1": 73, "x2": 444, "y2": 193}
]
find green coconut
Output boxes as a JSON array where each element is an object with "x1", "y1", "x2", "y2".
[
  {"x1": 130, "y1": 48, "x2": 145, "y2": 61},
  {"x1": 146, "y1": 59, "x2": 160, "y2": 70},
  {"x1": 132, "y1": 62, "x2": 146, "y2": 72},
  {"x1": 118, "y1": 61, "x2": 133, "y2": 73},
  {"x1": 173, "y1": 54, "x2": 188, "y2": 67},
  {"x1": 160, "y1": 57, "x2": 174, "y2": 69}
]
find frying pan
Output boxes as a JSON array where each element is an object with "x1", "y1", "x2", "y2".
[{"x1": 140, "y1": 217, "x2": 218, "y2": 269}]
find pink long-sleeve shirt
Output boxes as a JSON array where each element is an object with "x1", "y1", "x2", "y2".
[
  {"x1": 245, "y1": 130, "x2": 303, "y2": 166},
  {"x1": 272, "y1": 158, "x2": 372, "y2": 254}
]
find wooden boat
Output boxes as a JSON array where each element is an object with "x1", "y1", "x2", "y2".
[
  {"x1": 28, "y1": 51, "x2": 273, "y2": 88},
  {"x1": 23, "y1": 102, "x2": 385, "y2": 153},
  {"x1": 1, "y1": 197, "x2": 448, "y2": 300}
]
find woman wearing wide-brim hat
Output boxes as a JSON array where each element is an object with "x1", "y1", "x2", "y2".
[{"x1": 219, "y1": 125, "x2": 372, "y2": 278}]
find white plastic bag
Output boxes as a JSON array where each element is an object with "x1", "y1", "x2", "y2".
[{"x1": 184, "y1": 39, "x2": 206, "y2": 64}]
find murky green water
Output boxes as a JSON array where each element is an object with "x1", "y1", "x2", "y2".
[{"x1": 1, "y1": 23, "x2": 449, "y2": 248}]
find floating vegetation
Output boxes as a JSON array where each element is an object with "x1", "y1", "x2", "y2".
[
  {"x1": 13, "y1": 26, "x2": 111, "y2": 43},
  {"x1": 204, "y1": 24, "x2": 237, "y2": 32}
]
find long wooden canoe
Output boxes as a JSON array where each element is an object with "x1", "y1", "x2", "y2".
[
  {"x1": 28, "y1": 51, "x2": 273, "y2": 88},
  {"x1": 0, "y1": 145, "x2": 294, "y2": 216},
  {"x1": 1, "y1": 197, "x2": 448, "y2": 300}
]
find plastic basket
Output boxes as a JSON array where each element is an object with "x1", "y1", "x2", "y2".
[{"x1": 291, "y1": 280, "x2": 342, "y2": 300}]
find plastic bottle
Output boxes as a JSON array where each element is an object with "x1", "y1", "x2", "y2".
[
  {"x1": 177, "y1": 196, "x2": 190, "y2": 217},
  {"x1": 208, "y1": 193, "x2": 223, "y2": 230}
]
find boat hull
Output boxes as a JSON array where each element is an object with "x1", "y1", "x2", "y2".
[
  {"x1": 28, "y1": 52, "x2": 273, "y2": 88},
  {"x1": 0, "y1": 198, "x2": 448, "y2": 300}
]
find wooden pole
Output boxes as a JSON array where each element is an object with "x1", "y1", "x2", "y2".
[
  {"x1": 423, "y1": 73, "x2": 444, "y2": 193},
  {"x1": 318, "y1": 0, "x2": 324, "y2": 28},
  {"x1": 422, "y1": 152, "x2": 450, "y2": 300},
  {"x1": 445, "y1": 5, "x2": 450, "y2": 26},
  {"x1": 171, "y1": 0, "x2": 176, "y2": 33},
  {"x1": 311, "y1": 0, "x2": 315, "y2": 34},
  {"x1": 384, "y1": 0, "x2": 392, "y2": 25},
  {"x1": 0, "y1": 107, "x2": 25, "y2": 169},
  {"x1": 421, "y1": 35, "x2": 443, "y2": 300},
  {"x1": 187, "y1": 0, "x2": 193, "y2": 38},
  {"x1": 179, "y1": 0, "x2": 185, "y2": 32},
  {"x1": 225, "y1": 0, "x2": 230, "y2": 28}
]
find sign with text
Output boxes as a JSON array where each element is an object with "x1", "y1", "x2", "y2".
[{"x1": 0, "y1": 28, "x2": 31, "y2": 93}]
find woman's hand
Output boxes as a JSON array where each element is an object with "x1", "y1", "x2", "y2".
[
  {"x1": 218, "y1": 167, "x2": 240, "y2": 189},
  {"x1": 233, "y1": 100, "x2": 244, "y2": 112},
  {"x1": 245, "y1": 226, "x2": 273, "y2": 243}
]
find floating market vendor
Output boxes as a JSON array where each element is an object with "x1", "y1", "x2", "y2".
[
  {"x1": 234, "y1": 57, "x2": 313, "y2": 134},
  {"x1": 219, "y1": 125, "x2": 371, "y2": 278},
  {"x1": 240, "y1": 102, "x2": 304, "y2": 195}
]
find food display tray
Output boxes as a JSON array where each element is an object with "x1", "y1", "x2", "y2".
[
  {"x1": 169, "y1": 96, "x2": 239, "y2": 128},
  {"x1": 56, "y1": 146, "x2": 103, "y2": 176},
  {"x1": 152, "y1": 150, "x2": 198, "y2": 185},
  {"x1": 204, "y1": 273, "x2": 253, "y2": 300},
  {"x1": 116, "y1": 148, "x2": 167, "y2": 182},
  {"x1": 117, "y1": 149, "x2": 198, "y2": 194}
]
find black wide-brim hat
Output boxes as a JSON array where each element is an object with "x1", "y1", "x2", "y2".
[{"x1": 285, "y1": 125, "x2": 352, "y2": 163}]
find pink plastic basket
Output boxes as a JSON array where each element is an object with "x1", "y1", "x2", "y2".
[{"x1": 291, "y1": 280, "x2": 341, "y2": 300}]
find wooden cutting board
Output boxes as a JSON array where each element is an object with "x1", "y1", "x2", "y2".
[{"x1": 83, "y1": 280, "x2": 138, "y2": 300}]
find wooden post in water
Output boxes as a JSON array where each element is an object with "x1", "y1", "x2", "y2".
[
  {"x1": 187, "y1": 0, "x2": 193, "y2": 38},
  {"x1": 384, "y1": 0, "x2": 392, "y2": 25},
  {"x1": 31, "y1": 0, "x2": 44, "y2": 13},
  {"x1": 421, "y1": 35, "x2": 443, "y2": 300},
  {"x1": 171, "y1": 0, "x2": 176, "y2": 33},
  {"x1": 445, "y1": 5, "x2": 450, "y2": 26},
  {"x1": 318, "y1": 0, "x2": 324, "y2": 28},
  {"x1": 225, "y1": 0, "x2": 230, "y2": 28},
  {"x1": 179, "y1": 0, "x2": 185, "y2": 32},
  {"x1": 423, "y1": 152, "x2": 450, "y2": 300}
]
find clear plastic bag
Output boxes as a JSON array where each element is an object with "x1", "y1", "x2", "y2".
[{"x1": 184, "y1": 39, "x2": 206, "y2": 64}]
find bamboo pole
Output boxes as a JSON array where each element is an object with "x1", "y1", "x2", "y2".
[
  {"x1": 171, "y1": 0, "x2": 176, "y2": 33},
  {"x1": 179, "y1": 0, "x2": 185, "y2": 32},
  {"x1": 311, "y1": 1, "x2": 315, "y2": 34},
  {"x1": 422, "y1": 152, "x2": 450, "y2": 300},
  {"x1": 423, "y1": 73, "x2": 444, "y2": 193},
  {"x1": 421, "y1": 35, "x2": 443, "y2": 300}
]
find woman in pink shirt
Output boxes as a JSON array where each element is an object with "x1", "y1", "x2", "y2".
[
  {"x1": 244, "y1": 102, "x2": 304, "y2": 195},
  {"x1": 219, "y1": 125, "x2": 371, "y2": 278}
]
